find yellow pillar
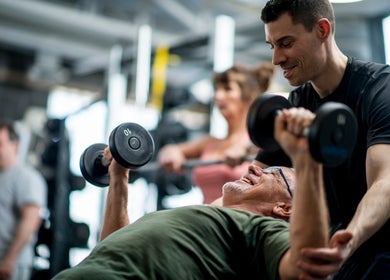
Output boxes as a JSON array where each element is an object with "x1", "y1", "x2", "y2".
[{"x1": 151, "y1": 45, "x2": 169, "y2": 111}]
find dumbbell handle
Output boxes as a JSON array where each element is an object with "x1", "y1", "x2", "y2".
[{"x1": 135, "y1": 155, "x2": 255, "y2": 173}]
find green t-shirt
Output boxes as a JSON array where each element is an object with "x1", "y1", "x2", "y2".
[{"x1": 53, "y1": 205, "x2": 290, "y2": 280}]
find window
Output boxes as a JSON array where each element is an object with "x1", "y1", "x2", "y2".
[{"x1": 384, "y1": 15, "x2": 390, "y2": 64}]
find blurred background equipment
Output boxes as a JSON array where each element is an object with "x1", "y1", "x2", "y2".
[{"x1": 34, "y1": 118, "x2": 90, "y2": 279}]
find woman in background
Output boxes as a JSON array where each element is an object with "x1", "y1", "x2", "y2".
[{"x1": 158, "y1": 63, "x2": 275, "y2": 204}]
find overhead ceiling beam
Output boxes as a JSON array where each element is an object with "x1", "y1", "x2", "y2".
[
  {"x1": 154, "y1": 0, "x2": 209, "y2": 32},
  {"x1": 0, "y1": 0, "x2": 179, "y2": 60},
  {"x1": 0, "y1": 0, "x2": 136, "y2": 41}
]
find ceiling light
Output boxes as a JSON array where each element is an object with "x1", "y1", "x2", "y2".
[{"x1": 330, "y1": 0, "x2": 364, "y2": 3}]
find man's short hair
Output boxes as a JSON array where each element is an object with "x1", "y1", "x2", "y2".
[
  {"x1": 0, "y1": 119, "x2": 20, "y2": 142},
  {"x1": 260, "y1": 0, "x2": 335, "y2": 33}
]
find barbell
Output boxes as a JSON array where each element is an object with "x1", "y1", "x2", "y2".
[
  {"x1": 133, "y1": 156, "x2": 255, "y2": 174},
  {"x1": 246, "y1": 93, "x2": 357, "y2": 167}
]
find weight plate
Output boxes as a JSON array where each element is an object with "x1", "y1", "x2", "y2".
[
  {"x1": 247, "y1": 93, "x2": 292, "y2": 151},
  {"x1": 79, "y1": 143, "x2": 110, "y2": 187},
  {"x1": 109, "y1": 122, "x2": 155, "y2": 168},
  {"x1": 308, "y1": 102, "x2": 357, "y2": 167}
]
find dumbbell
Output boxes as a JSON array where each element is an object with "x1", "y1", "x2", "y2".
[
  {"x1": 246, "y1": 93, "x2": 357, "y2": 167},
  {"x1": 80, "y1": 122, "x2": 155, "y2": 187}
]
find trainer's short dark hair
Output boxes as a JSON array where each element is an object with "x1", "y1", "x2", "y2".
[{"x1": 261, "y1": 0, "x2": 335, "y2": 32}]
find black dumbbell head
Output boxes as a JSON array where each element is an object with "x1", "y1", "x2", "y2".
[
  {"x1": 80, "y1": 143, "x2": 110, "y2": 187},
  {"x1": 247, "y1": 93, "x2": 292, "y2": 151},
  {"x1": 109, "y1": 122, "x2": 155, "y2": 168},
  {"x1": 308, "y1": 102, "x2": 357, "y2": 167}
]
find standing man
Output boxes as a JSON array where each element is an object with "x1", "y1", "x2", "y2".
[
  {"x1": 255, "y1": 0, "x2": 390, "y2": 278},
  {"x1": 0, "y1": 120, "x2": 47, "y2": 280}
]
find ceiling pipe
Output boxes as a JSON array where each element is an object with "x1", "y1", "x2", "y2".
[{"x1": 0, "y1": 0, "x2": 177, "y2": 59}]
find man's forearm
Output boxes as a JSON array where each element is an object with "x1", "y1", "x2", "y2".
[
  {"x1": 100, "y1": 175, "x2": 130, "y2": 241},
  {"x1": 5, "y1": 205, "x2": 41, "y2": 262},
  {"x1": 289, "y1": 157, "x2": 329, "y2": 264},
  {"x1": 279, "y1": 156, "x2": 330, "y2": 279}
]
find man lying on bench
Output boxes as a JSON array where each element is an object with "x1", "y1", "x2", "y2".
[{"x1": 53, "y1": 111, "x2": 352, "y2": 280}]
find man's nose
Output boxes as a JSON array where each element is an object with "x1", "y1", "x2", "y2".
[
  {"x1": 272, "y1": 48, "x2": 285, "y2": 65},
  {"x1": 248, "y1": 164, "x2": 263, "y2": 175}
]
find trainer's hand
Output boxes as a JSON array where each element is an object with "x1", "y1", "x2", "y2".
[{"x1": 297, "y1": 230, "x2": 353, "y2": 279}]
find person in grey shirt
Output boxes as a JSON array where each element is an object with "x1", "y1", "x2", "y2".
[{"x1": 0, "y1": 120, "x2": 47, "y2": 280}]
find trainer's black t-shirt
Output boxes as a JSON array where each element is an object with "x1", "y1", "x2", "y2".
[{"x1": 256, "y1": 57, "x2": 390, "y2": 254}]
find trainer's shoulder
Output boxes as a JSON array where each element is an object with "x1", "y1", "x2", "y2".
[{"x1": 350, "y1": 57, "x2": 390, "y2": 77}]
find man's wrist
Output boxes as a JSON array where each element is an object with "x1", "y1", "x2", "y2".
[
  {"x1": 292, "y1": 155, "x2": 321, "y2": 172},
  {"x1": 294, "y1": 160, "x2": 320, "y2": 169},
  {"x1": 111, "y1": 174, "x2": 129, "y2": 187}
]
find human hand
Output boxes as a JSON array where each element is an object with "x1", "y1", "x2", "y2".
[
  {"x1": 274, "y1": 107, "x2": 315, "y2": 162},
  {"x1": 224, "y1": 145, "x2": 248, "y2": 167},
  {"x1": 103, "y1": 147, "x2": 130, "y2": 180},
  {"x1": 158, "y1": 145, "x2": 186, "y2": 174},
  {"x1": 297, "y1": 230, "x2": 353, "y2": 279},
  {"x1": 0, "y1": 257, "x2": 15, "y2": 280}
]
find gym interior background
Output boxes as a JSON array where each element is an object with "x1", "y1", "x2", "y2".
[{"x1": 1, "y1": 0, "x2": 390, "y2": 278}]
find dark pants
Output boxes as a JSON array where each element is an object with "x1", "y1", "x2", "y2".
[{"x1": 334, "y1": 253, "x2": 390, "y2": 280}]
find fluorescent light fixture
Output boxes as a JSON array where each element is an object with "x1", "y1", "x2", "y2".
[
  {"x1": 210, "y1": 15, "x2": 235, "y2": 138},
  {"x1": 213, "y1": 15, "x2": 235, "y2": 72},
  {"x1": 384, "y1": 16, "x2": 390, "y2": 64},
  {"x1": 330, "y1": 0, "x2": 363, "y2": 3},
  {"x1": 135, "y1": 25, "x2": 152, "y2": 107}
]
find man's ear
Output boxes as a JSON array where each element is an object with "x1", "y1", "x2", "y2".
[
  {"x1": 272, "y1": 202, "x2": 292, "y2": 221},
  {"x1": 316, "y1": 18, "x2": 332, "y2": 42}
]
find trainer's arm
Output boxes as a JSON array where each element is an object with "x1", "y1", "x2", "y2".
[
  {"x1": 346, "y1": 144, "x2": 390, "y2": 254},
  {"x1": 275, "y1": 109, "x2": 330, "y2": 279},
  {"x1": 296, "y1": 144, "x2": 390, "y2": 278},
  {"x1": 99, "y1": 148, "x2": 130, "y2": 241}
]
